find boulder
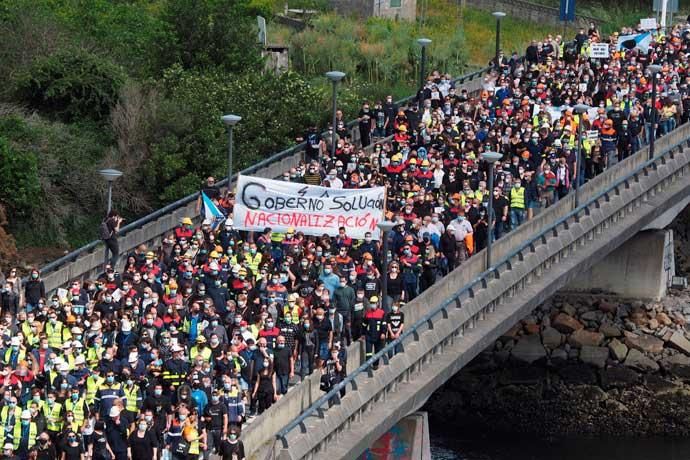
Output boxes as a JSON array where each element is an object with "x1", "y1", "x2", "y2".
[
  {"x1": 568, "y1": 329, "x2": 605, "y2": 348},
  {"x1": 667, "y1": 331, "x2": 690, "y2": 356},
  {"x1": 624, "y1": 333, "x2": 665, "y2": 355},
  {"x1": 500, "y1": 324, "x2": 521, "y2": 341},
  {"x1": 599, "y1": 323, "x2": 622, "y2": 338},
  {"x1": 541, "y1": 326, "x2": 562, "y2": 349},
  {"x1": 550, "y1": 348, "x2": 568, "y2": 362},
  {"x1": 598, "y1": 300, "x2": 618, "y2": 314},
  {"x1": 657, "y1": 312, "x2": 673, "y2": 326},
  {"x1": 523, "y1": 323, "x2": 541, "y2": 335},
  {"x1": 581, "y1": 310, "x2": 604, "y2": 323},
  {"x1": 624, "y1": 349, "x2": 660, "y2": 372},
  {"x1": 608, "y1": 338, "x2": 629, "y2": 362},
  {"x1": 552, "y1": 313, "x2": 584, "y2": 334},
  {"x1": 630, "y1": 310, "x2": 649, "y2": 327},
  {"x1": 510, "y1": 335, "x2": 547, "y2": 364},
  {"x1": 579, "y1": 346, "x2": 609, "y2": 369},
  {"x1": 562, "y1": 303, "x2": 577, "y2": 317},
  {"x1": 648, "y1": 318, "x2": 660, "y2": 330}
]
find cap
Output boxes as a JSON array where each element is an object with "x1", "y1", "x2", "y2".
[
  {"x1": 171, "y1": 345, "x2": 184, "y2": 353},
  {"x1": 196, "y1": 336, "x2": 207, "y2": 344},
  {"x1": 209, "y1": 251, "x2": 219, "y2": 258},
  {"x1": 20, "y1": 410, "x2": 31, "y2": 420},
  {"x1": 109, "y1": 406, "x2": 121, "y2": 417},
  {"x1": 10, "y1": 337, "x2": 20, "y2": 347},
  {"x1": 362, "y1": 252, "x2": 373, "y2": 260},
  {"x1": 182, "y1": 217, "x2": 193, "y2": 225},
  {"x1": 62, "y1": 341, "x2": 72, "y2": 349},
  {"x1": 287, "y1": 227, "x2": 295, "y2": 234},
  {"x1": 398, "y1": 125, "x2": 407, "y2": 132},
  {"x1": 369, "y1": 296, "x2": 379, "y2": 303},
  {"x1": 3, "y1": 443, "x2": 12, "y2": 450},
  {"x1": 75, "y1": 356, "x2": 86, "y2": 365},
  {"x1": 70, "y1": 327, "x2": 83, "y2": 335},
  {"x1": 121, "y1": 321, "x2": 132, "y2": 332},
  {"x1": 145, "y1": 251, "x2": 155, "y2": 259},
  {"x1": 58, "y1": 362, "x2": 70, "y2": 372},
  {"x1": 408, "y1": 158, "x2": 417, "y2": 165}
]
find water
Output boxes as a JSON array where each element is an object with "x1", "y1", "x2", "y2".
[{"x1": 431, "y1": 433, "x2": 690, "y2": 460}]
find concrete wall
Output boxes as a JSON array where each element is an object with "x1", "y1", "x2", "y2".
[
  {"x1": 360, "y1": 412, "x2": 431, "y2": 460},
  {"x1": 330, "y1": 0, "x2": 416, "y2": 21},
  {"x1": 567, "y1": 230, "x2": 674, "y2": 300},
  {"x1": 464, "y1": 0, "x2": 604, "y2": 30}
]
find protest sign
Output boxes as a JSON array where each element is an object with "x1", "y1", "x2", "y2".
[
  {"x1": 590, "y1": 43, "x2": 610, "y2": 59},
  {"x1": 233, "y1": 175, "x2": 386, "y2": 239}
]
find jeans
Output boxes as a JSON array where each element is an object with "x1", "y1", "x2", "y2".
[
  {"x1": 318, "y1": 342, "x2": 329, "y2": 361},
  {"x1": 104, "y1": 238, "x2": 119, "y2": 268},
  {"x1": 276, "y1": 373, "x2": 289, "y2": 395},
  {"x1": 510, "y1": 209, "x2": 526, "y2": 229}
]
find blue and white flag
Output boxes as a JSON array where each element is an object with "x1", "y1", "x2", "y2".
[
  {"x1": 617, "y1": 32, "x2": 653, "y2": 54},
  {"x1": 201, "y1": 192, "x2": 226, "y2": 230}
]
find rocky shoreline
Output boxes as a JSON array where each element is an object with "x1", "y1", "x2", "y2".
[{"x1": 425, "y1": 289, "x2": 690, "y2": 437}]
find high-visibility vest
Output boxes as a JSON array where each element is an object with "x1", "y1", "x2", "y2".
[
  {"x1": 85, "y1": 376, "x2": 104, "y2": 405},
  {"x1": 42, "y1": 402, "x2": 62, "y2": 432},
  {"x1": 122, "y1": 386, "x2": 141, "y2": 413},
  {"x1": 45, "y1": 321, "x2": 66, "y2": 349},
  {"x1": 510, "y1": 187, "x2": 526, "y2": 209},
  {"x1": 189, "y1": 346, "x2": 212, "y2": 362},
  {"x1": 65, "y1": 398, "x2": 87, "y2": 425},
  {"x1": 245, "y1": 253, "x2": 262, "y2": 275},
  {"x1": 3, "y1": 348, "x2": 26, "y2": 366},
  {"x1": 86, "y1": 347, "x2": 103, "y2": 368},
  {"x1": 12, "y1": 421, "x2": 37, "y2": 450},
  {"x1": 21, "y1": 322, "x2": 38, "y2": 348},
  {"x1": 0, "y1": 405, "x2": 20, "y2": 426}
]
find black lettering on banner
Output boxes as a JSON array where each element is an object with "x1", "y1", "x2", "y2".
[{"x1": 241, "y1": 181, "x2": 266, "y2": 210}]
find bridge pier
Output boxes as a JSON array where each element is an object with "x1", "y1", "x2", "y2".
[{"x1": 565, "y1": 229, "x2": 675, "y2": 300}]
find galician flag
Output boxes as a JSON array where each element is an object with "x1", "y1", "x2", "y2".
[{"x1": 201, "y1": 192, "x2": 226, "y2": 230}]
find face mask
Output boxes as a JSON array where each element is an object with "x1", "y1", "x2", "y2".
[
  {"x1": 304, "y1": 322, "x2": 310, "y2": 328},
  {"x1": 154, "y1": 389, "x2": 162, "y2": 396},
  {"x1": 178, "y1": 414, "x2": 187, "y2": 422},
  {"x1": 277, "y1": 343, "x2": 285, "y2": 349},
  {"x1": 323, "y1": 269, "x2": 331, "y2": 275},
  {"x1": 71, "y1": 393, "x2": 79, "y2": 401},
  {"x1": 67, "y1": 416, "x2": 74, "y2": 422},
  {"x1": 211, "y1": 396, "x2": 220, "y2": 403},
  {"x1": 106, "y1": 376, "x2": 114, "y2": 384},
  {"x1": 138, "y1": 422, "x2": 147, "y2": 431}
]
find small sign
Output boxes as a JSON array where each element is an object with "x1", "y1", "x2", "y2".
[
  {"x1": 590, "y1": 43, "x2": 610, "y2": 59},
  {"x1": 640, "y1": 17, "x2": 658, "y2": 30},
  {"x1": 559, "y1": 0, "x2": 576, "y2": 22},
  {"x1": 257, "y1": 16, "x2": 267, "y2": 46},
  {"x1": 586, "y1": 130, "x2": 600, "y2": 141}
]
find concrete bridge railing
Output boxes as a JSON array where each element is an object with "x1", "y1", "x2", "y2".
[
  {"x1": 270, "y1": 122, "x2": 690, "y2": 459},
  {"x1": 35, "y1": 67, "x2": 489, "y2": 294}
]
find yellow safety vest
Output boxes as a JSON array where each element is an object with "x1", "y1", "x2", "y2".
[
  {"x1": 3, "y1": 348, "x2": 26, "y2": 366},
  {"x1": 65, "y1": 398, "x2": 87, "y2": 425},
  {"x1": 0, "y1": 406, "x2": 20, "y2": 426},
  {"x1": 86, "y1": 347, "x2": 104, "y2": 368},
  {"x1": 21, "y1": 322, "x2": 38, "y2": 348},
  {"x1": 510, "y1": 187, "x2": 526, "y2": 209},
  {"x1": 85, "y1": 376, "x2": 104, "y2": 405},
  {"x1": 189, "y1": 346, "x2": 212, "y2": 362},
  {"x1": 42, "y1": 402, "x2": 62, "y2": 432},
  {"x1": 122, "y1": 386, "x2": 141, "y2": 413},
  {"x1": 245, "y1": 253, "x2": 262, "y2": 276},
  {"x1": 12, "y1": 421, "x2": 37, "y2": 450},
  {"x1": 45, "y1": 321, "x2": 67, "y2": 349}
]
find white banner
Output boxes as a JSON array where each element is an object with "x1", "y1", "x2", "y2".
[
  {"x1": 590, "y1": 43, "x2": 610, "y2": 59},
  {"x1": 640, "y1": 17, "x2": 658, "y2": 30},
  {"x1": 233, "y1": 175, "x2": 386, "y2": 239}
]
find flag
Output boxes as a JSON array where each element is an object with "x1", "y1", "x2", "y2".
[
  {"x1": 617, "y1": 32, "x2": 652, "y2": 54},
  {"x1": 201, "y1": 192, "x2": 226, "y2": 230}
]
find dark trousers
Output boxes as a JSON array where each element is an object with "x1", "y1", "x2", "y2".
[
  {"x1": 104, "y1": 238, "x2": 119, "y2": 267},
  {"x1": 366, "y1": 338, "x2": 384, "y2": 368}
]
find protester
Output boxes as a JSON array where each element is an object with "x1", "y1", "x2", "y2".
[{"x1": 4, "y1": 19, "x2": 687, "y2": 460}]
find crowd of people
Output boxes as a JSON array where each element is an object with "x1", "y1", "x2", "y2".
[{"x1": 0, "y1": 18, "x2": 688, "y2": 460}]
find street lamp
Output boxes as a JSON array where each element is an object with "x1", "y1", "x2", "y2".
[
  {"x1": 483, "y1": 151, "x2": 502, "y2": 269},
  {"x1": 377, "y1": 220, "x2": 396, "y2": 311},
  {"x1": 417, "y1": 38, "x2": 432, "y2": 92},
  {"x1": 325, "y1": 71, "x2": 346, "y2": 157},
  {"x1": 573, "y1": 104, "x2": 591, "y2": 208},
  {"x1": 492, "y1": 12, "x2": 507, "y2": 73},
  {"x1": 221, "y1": 114, "x2": 242, "y2": 193},
  {"x1": 98, "y1": 169, "x2": 123, "y2": 215},
  {"x1": 646, "y1": 64, "x2": 662, "y2": 160},
  {"x1": 98, "y1": 168, "x2": 123, "y2": 268}
]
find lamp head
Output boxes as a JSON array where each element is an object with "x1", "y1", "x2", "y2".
[
  {"x1": 483, "y1": 151, "x2": 502, "y2": 164},
  {"x1": 646, "y1": 64, "x2": 662, "y2": 76},
  {"x1": 98, "y1": 169, "x2": 123, "y2": 182},
  {"x1": 492, "y1": 11, "x2": 506, "y2": 19},
  {"x1": 376, "y1": 220, "x2": 397, "y2": 233},
  {"x1": 417, "y1": 38, "x2": 432, "y2": 47},
  {"x1": 573, "y1": 104, "x2": 591, "y2": 114},
  {"x1": 325, "y1": 71, "x2": 346, "y2": 82},
  {"x1": 221, "y1": 114, "x2": 242, "y2": 127}
]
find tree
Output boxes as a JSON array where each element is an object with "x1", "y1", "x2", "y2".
[
  {"x1": 13, "y1": 48, "x2": 126, "y2": 122},
  {"x1": 0, "y1": 136, "x2": 41, "y2": 216},
  {"x1": 157, "y1": 0, "x2": 264, "y2": 74}
]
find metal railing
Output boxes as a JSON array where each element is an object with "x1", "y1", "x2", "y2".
[
  {"x1": 36, "y1": 65, "x2": 491, "y2": 286},
  {"x1": 274, "y1": 123, "x2": 690, "y2": 450}
]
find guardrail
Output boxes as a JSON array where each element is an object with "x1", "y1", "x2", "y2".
[
  {"x1": 273, "y1": 121, "x2": 690, "y2": 455},
  {"x1": 36, "y1": 66, "x2": 490, "y2": 293}
]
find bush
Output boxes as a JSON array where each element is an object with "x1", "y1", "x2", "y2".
[
  {"x1": 0, "y1": 136, "x2": 41, "y2": 216},
  {"x1": 14, "y1": 48, "x2": 126, "y2": 122}
]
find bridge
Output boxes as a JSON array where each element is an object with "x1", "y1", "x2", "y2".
[
  {"x1": 264, "y1": 123, "x2": 690, "y2": 459},
  {"x1": 31, "y1": 65, "x2": 690, "y2": 459}
]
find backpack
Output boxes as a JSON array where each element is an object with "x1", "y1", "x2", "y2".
[{"x1": 99, "y1": 221, "x2": 112, "y2": 240}]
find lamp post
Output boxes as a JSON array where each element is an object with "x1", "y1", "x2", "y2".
[
  {"x1": 221, "y1": 114, "x2": 242, "y2": 193},
  {"x1": 647, "y1": 64, "x2": 662, "y2": 160},
  {"x1": 98, "y1": 168, "x2": 123, "y2": 268},
  {"x1": 377, "y1": 220, "x2": 396, "y2": 311},
  {"x1": 492, "y1": 12, "x2": 506, "y2": 73},
  {"x1": 573, "y1": 104, "x2": 591, "y2": 208},
  {"x1": 483, "y1": 152, "x2": 502, "y2": 269},
  {"x1": 325, "y1": 71, "x2": 346, "y2": 157},
  {"x1": 417, "y1": 38, "x2": 432, "y2": 91}
]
